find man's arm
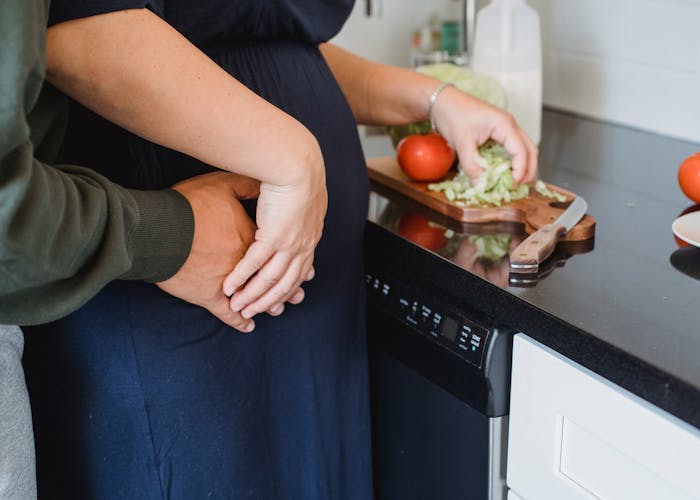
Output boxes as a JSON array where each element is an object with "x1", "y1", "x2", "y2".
[
  {"x1": 0, "y1": 0, "x2": 254, "y2": 331},
  {"x1": 0, "y1": 0, "x2": 193, "y2": 324},
  {"x1": 46, "y1": 8, "x2": 326, "y2": 319}
]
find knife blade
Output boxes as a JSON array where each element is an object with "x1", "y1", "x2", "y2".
[{"x1": 509, "y1": 196, "x2": 588, "y2": 273}]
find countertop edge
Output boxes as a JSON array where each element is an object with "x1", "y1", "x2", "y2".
[{"x1": 365, "y1": 221, "x2": 700, "y2": 430}]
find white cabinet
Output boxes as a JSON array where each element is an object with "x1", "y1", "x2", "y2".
[{"x1": 506, "y1": 334, "x2": 700, "y2": 500}]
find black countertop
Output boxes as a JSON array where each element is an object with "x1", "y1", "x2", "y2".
[{"x1": 362, "y1": 109, "x2": 700, "y2": 429}]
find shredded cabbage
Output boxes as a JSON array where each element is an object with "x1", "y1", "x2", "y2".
[
  {"x1": 468, "y1": 234, "x2": 512, "y2": 263},
  {"x1": 427, "y1": 141, "x2": 565, "y2": 207},
  {"x1": 534, "y1": 180, "x2": 567, "y2": 203},
  {"x1": 428, "y1": 141, "x2": 529, "y2": 207}
]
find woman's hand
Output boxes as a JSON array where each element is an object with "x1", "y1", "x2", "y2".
[
  {"x1": 430, "y1": 85, "x2": 538, "y2": 184},
  {"x1": 159, "y1": 171, "x2": 313, "y2": 330},
  {"x1": 222, "y1": 143, "x2": 328, "y2": 320},
  {"x1": 320, "y1": 44, "x2": 537, "y2": 185}
]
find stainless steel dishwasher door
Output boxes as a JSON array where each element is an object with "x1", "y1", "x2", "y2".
[
  {"x1": 365, "y1": 222, "x2": 513, "y2": 500},
  {"x1": 368, "y1": 342, "x2": 508, "y2": 500}
]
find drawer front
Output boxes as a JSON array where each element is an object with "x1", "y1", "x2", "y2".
[{"x1": 507, "y1": 334, "x2": 700, "y2": 500}]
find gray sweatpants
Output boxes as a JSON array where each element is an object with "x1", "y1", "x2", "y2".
[{"x1": 0, "y1": 325, "x2": 36, "y2": 500}]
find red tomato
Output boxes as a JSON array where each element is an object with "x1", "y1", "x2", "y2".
[
  {"x1": 396, "y1": 133, "x2": 456, "y2": 182},
  {"x1": 397, "y1": 212, "x2": 448, "y2": 251},
  {"x1": 678, "y1": 153, "x2": 700, "y2": 203},
  {"x1": 674, "y1": 203, "x2": 700, "y2": 247}
]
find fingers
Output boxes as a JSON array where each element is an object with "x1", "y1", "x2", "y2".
[
  {"x1": 228, "y1": 252, "x2": 291, "y2": 313},
  {"x1": 264, "y1": 283, "x2": 306, "y2": 317},
  {"x1": 288, "y1": 287, "x2": 306, "y2": 304},
  {"x1": 265, "y1": 268, "x2": 311, "y2": 315},
  {"x1": 519, "y1": 129, "x2": 539, "y2": 184},
  {"x1": 225, "y1": 174, "x2": 261, "y2": 200},
  {"x1": 207, "y1": 295, "x2": 255, "y2": 333},
  {"x1": 222, "y1": 240, "x2": 274, "y2": 297},
  {"x1": 490, "y1": 116, "x2": 538, "y2": 185},
  {"x1": 226, "y1": 247, "x2": 315, "y2": 320},
  {"x1": 457, "y1": 140, "x2": 484, "y2": 183},
  {"x1": 266, "y1": 303, "x2": 285, "y2": 317},
  {"x1": 492, "y1": 122, "x2": 529, "y2": 185},
  {"x1": 238, "y1": 256, "x2": 311, "y2": 319}
]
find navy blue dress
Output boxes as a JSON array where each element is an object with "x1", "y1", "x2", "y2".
[{"x1": 23, "y1": 1, "x2": 372, "y2": 498}]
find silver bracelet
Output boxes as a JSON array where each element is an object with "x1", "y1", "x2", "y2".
[{"x1": 428, "y1": 81, "x2": 453, "y2": 135}]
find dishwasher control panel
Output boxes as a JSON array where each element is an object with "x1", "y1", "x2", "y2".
[{"x1": 365, "y1": 272, "x2": 490, "y2": 369}]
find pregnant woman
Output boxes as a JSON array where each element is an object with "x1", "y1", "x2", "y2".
[{"x1": 23, "y1": 1, "x2": 537, "y2": 498}]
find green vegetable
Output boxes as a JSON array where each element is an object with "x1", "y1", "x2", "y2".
[
  {"x1": 534, "y1": 180, "x2": 567, "y2": 203},
  {"x1": 428, "y1": 140, "x2": 529, "y2": 207},
  {"x1": 468, "y1": 234, "x2": 512, "y2": 264},
  {"x1": 416, "y1": 63, "x2": 507, "y2": 109},
  {"x1": 386, "y1": 122, "x2": 433, "y2": 150},
  {"x1": 427, "y1": 141, "x2": 567, "y2": 207}
]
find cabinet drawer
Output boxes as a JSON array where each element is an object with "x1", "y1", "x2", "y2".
[{"x1": 507, "y1": 334, "x2": 700, "y2": 500}]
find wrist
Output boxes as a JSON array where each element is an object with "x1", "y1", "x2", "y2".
[
  {"x1": 121, "y1": 188, "x2": 194, "y2": 282},
  {"x1": 428, "y1": 82, "x2": 455, "y2": 135},
  {"x1": 270, "y1": 131, "x2": 325, "y2": 188}
]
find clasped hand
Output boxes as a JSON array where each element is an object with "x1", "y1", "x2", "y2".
[
  {"x1": 157, "y1": 165, "x2": 326, "y2": 333},
  {"x1": 222, "y1": 145, "x2": 328, "y2": 322}
]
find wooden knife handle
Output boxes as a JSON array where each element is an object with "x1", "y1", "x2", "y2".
[{"x1": 509, "y1": 223, "x2": 566, "y2": 273}]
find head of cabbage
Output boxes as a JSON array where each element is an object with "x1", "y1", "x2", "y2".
[{"x1": 386, "y1": 63, "x2": 507, "y2": 148}]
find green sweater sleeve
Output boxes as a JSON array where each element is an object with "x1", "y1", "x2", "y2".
[{"x1": 0, "y1": 0, "x2": 194, "y2": 325}]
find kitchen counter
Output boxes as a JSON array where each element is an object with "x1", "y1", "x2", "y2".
[{"x1": 362, "y1": 109, "x2": 700, "y2": 429}]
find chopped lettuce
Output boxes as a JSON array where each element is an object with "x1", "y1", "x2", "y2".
[
  {"x1": 427, "y1": 141, "x2": 566, "y2": 207},
  {"x1": 468, "y1": 234, "x2": 512, "y2": 264},
  {"x1": 534, "y1": 180, "x2": 567, "y2": 203},
  {"x1": 428, "y1": 140, "x2": 529, "y2": 207}
]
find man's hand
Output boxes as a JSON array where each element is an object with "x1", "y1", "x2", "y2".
[{"x1": 156, "y1": 171, "x2": 260, "y2": 332}]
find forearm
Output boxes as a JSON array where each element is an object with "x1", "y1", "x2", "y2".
[
  {"x1": 46, "y1": 8, "x2": 320, "y2": 186},
  {"x1": 0, "y1": 0, "x2": 193, "y2": 325},
  {"x1": 321, "y1": 44, "x2": 537, "y2": 184},
  {"x1": 320, "y1": 43, "x2": 441, "y2": 126},
  {"x1": 0, "y1": 144, "x2": 194, "y2": 325}
]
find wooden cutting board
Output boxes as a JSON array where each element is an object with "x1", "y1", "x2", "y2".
[{"x1": 367, "y1": 156, "x2": 596, "y2": 241}]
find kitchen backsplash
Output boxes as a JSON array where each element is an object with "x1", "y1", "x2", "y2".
[
  {"x1": 333, "y1": 0, "x2": 700, "y2": 143},
  {"x1": 530, "y1": 0, "x2": 700, "y2": 144}
]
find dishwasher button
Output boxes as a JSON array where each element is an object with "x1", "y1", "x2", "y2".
[
  {"x1": 426, "y1": 312, "x2": 442, "y2": 338},
  {"x1": 420, "y1": 305, "x2": 433, "y2": 322}
]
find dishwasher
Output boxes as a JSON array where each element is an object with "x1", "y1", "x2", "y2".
[{"x1": 365, "y1": 219, "x2": 515, "y2": 500}]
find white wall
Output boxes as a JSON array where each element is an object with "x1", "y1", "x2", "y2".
[
  {"x1": 334, "y1": 0, "x2": 700, "y2": 143},
  {"x1": 333, "y1": 0, "x2": 454, "y2": 67},
  {"x1": 524, "y1": 0, "x2": 700, "y2": 143}
]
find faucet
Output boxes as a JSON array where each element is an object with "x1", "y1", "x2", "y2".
[{"x1": 461, "y1": 0, "x2": 477, "y2": 58}]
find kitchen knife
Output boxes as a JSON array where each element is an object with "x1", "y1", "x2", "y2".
[{"x1": 509, "y1": 196, "x2": 588, "y2": 273}]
